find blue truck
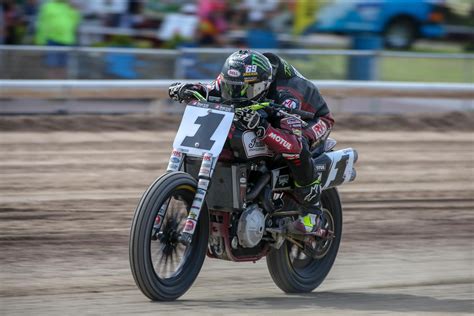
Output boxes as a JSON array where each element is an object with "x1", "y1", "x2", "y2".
[{"x1": 312, "y1": 0, "x2": 446, "y2": 49}]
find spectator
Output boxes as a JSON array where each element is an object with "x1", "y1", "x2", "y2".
[
  {"x1": 245, "y1": 11, "x2": 278, "y2": 49},
  {"x1": 35, "y1": 0, "x2": 81, "y2": 78},
  {"x1": 120, "y1": 0, "x2": 145, "y2": 29},
  {"x1": 0, "y1": 4, "x2": 4, "y2": 44},
  {"x1": 197, "y1": 0, "x2": 228, "y2": 46},
  {"x1": 35, "y1": 0, "x2": 81, "y2": 46},
  {"x1": 197, "y1": 0, "x2": 226, "y2": 20},
  {"x1": 268, "y1": 1, "x2": 293, "y2": 34},
  {"x1": 3, "y1": 0, "x2": 22, "y2": 44},
  {"x1": 23, "y1": 0, "x2": 39, "y2": 44}
]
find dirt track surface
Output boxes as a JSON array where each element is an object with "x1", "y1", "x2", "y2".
[
  {"x1": 1, "y1": 111, "x2": 473, "y2": 132},
  {"x1": 0, "y1": 115, "x2": 473, "y2": 315}
]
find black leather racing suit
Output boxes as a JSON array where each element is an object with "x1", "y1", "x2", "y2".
[
  {"x1": 202, "y1": 53, "x2": 335, "y2": 187},
  {"x1": 261, "y1": 52, "x2": 334, "y2": 186}
]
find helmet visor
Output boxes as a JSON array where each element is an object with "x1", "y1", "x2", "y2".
[
  {"x1": 221, "y1": 79, "x2": 249, "y2": 102},
  {"x1": 221, "y1": 78, "x2": 268, "y2": 103}
]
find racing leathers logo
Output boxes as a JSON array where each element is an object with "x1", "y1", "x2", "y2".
[
  {"x1": 282, "y1": 99, "x2": 298, "y2": 109},
  {"x1": 311, "y1": 120, "x2": 328, "y2": 139},
  {"x1": 268, "y1": 132, "x2": 292, "y2": 150},
  {"x1": 304, "y1": 120, "x2": 328, "y2": 144}
]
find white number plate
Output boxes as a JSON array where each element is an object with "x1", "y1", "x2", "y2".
[{"x1": 173, "y1": 105, "x2": 234, "y2": 157}]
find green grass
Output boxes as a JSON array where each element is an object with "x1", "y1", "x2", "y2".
[
  {"x1": 380, "y1": 57, "x2": 474, "y2": 83},
  {"x1": 283, "y1": 54, "x2": 473, "y2": 83}
]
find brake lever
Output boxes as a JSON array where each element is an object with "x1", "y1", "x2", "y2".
[
  {"x1": 243, "y1": 102, "x2": 309, "y2": 127},
  {"x1": 265, "y1": 103, "x2": 309, "y2": 127},
  {"x1": 275, "y1": 109, "x2": 308, "y2": 127},
  {"x1": 184, "y1": 89, "x2": 206, "y2": 101}
]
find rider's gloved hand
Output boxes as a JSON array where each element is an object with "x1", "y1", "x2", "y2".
[
  {"x1": 234, "y1": 108, "x2": 268, "y2": 136},
  {"x1": 168, "y1": 82, "x2": 202, "y2": 103}
]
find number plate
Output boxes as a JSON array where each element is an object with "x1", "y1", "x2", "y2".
[{"x1": 173, "y1": 104, "x2": 234, "y2": 157}]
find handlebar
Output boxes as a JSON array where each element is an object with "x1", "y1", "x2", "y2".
[
  {"x1": 245, "y1": 102, "x2": 314, "y2": 120},
  {"x1": 182, "y1": 94, "x2": 314, "y2": 121},
  {"x1": 289, "y1": 108, "x2": 314, "y2": 120},
  {"x1": 184, "y1": 89, "x2": 206, "y2": 101}
]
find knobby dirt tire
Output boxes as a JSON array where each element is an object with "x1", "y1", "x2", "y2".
[
  {"x1": 129, "y1": 171, "x2": 209, "y2": 301},
  {"x1": 266, "y1": 188, "x2": 343, "y2": 293}
]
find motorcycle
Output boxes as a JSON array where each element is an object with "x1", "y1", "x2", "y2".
[{"x1": 129, "y1": 91, "x2": 358, "y2": 301}]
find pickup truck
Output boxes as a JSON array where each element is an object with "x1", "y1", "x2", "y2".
[{"x1": 312, "y1": 0, "x2": 446, "y2": 49}]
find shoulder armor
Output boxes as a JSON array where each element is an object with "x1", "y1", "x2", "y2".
[{"x1": 263, "y1": 52, "x2": 296, "y2": 80}]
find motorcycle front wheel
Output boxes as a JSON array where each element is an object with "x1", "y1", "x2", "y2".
[
  {"x1": 129, "y1": 171, "x2": 209, "y2": 301},
  {"x1": 266, "y1": 188, "x2": 342, "y2": 293}
]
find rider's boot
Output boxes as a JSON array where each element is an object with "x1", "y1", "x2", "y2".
[{"x1": 288, "y1": 178, "x2": 329, "y2": 237}]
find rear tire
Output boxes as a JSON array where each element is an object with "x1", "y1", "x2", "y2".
[
  {"x1": 266, "y1": 188, "x2": 342, "y2": 293},
  {"x1": 129, "y1": 171, "x2": 209, "y2": 301}
]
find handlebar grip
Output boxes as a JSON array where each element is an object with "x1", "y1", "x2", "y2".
[
  {"x1": 266, "y1": 103, "x2": 314, "y2": 120},
  {"x1": 289, "y1": 109, "x2": 314, "y2": 120}
]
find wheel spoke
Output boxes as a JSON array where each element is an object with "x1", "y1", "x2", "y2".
[{"x1": 150, "y1": 193, "x2": 195, "y2": 280}]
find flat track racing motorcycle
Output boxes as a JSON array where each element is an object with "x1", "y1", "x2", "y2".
[{"x1": 129, "y1": 92, "x2": 358, "y2": 301}]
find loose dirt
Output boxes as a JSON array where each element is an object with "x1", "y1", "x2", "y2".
[
  {"x1": 0, "y1": 113, "x2": 472, "y2": 315},
  {"x1": 0, "y1": 111, "x2": 473, "y2": 132}
]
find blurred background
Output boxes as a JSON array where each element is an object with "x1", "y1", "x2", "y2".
[
  {"x1": 0, "y1": 0, "x2": 472, "y2": 82},
  {"x1": 1, "y1": 2, "x2": 473, "y2": 314}
]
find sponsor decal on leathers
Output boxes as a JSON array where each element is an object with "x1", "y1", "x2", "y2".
[
  {"x1": 282, "y1": 99, "x2": 298, "y2": 109},
  {"x1": 268, "y1": 132, "x2": 292, "y2": 150},
  {"x1": 311, "y1": 121, "x2": 328, "y2": 139},
  {"x1": 242, "y1": 131, "x2": 271, "y2": 158}
]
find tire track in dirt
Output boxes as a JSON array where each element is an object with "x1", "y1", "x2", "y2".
[{"x1": 0, "y1": 124, "x2": 473, "y2": 315}]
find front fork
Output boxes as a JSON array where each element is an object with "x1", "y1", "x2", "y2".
[{"x1": 165, "y1": 149, "x2": 216, "y2": 245}]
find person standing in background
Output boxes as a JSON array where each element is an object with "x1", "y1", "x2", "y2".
[
  {"x1": 245, "y1": 11, "x2": 278, "y2": 49},
  {"x1": 35, "y1": 0, "x2": 81, "y2": 78},
  {"x1": 292, "y1": 0, "x2": 318, "y2": 35},
  {"x1": 0, "y1": 4, "x2": 4, "y2": 45},
  {"x1": 23, "y1": 0, "x2": 39, "y2": 44},
  {"x1": 3, "y1": 0, "x2": 22, "y2": 44},
  {"x1": 197, "y1": 0, "x2": 228, "y2": 46},
  {"x1": 36, "y1": 0, "x2": 81, "y2": 46}
]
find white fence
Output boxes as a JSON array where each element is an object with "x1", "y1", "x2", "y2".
[
  {"x1": 1, "y1": 80, "x2": 473, "y2": 100},
  {"x1": 1, "y1": 45, "x2": 473, "y2": 82}
]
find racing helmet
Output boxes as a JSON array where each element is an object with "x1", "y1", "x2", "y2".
[{"x1": 219, "y1": 50, "x2": 273, "y2": 104}]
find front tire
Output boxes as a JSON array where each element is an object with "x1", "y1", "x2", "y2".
[
  {"x1": 129, "y1": 171, "x2": 209, "y2": 301},
  {"x1": 266, "y1": 188, "x2": 342, "y2": 293}
]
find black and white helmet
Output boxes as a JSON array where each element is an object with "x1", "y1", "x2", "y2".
[{"x1": 219, "y1": 50, "x2": 273, "y2": 105}]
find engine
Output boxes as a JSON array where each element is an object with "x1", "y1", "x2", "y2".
[{"x1": 237, "y1": 204, "x2": 266, "y2": 248}]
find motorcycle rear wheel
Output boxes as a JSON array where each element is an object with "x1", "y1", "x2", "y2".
[
  {"x1": 266, "y1": 188, "x2": 342, "y2": 293},
  {"x1": 129, "y1": 171, "x2": 209, "y2": 301}
]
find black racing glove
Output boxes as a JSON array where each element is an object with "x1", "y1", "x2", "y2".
[
  {"x1": 168, "y1": 82, "x2": 203, "y2": 103},
  {"x1": 234, "y1": 108, "x2": 268, "y2": 136}
]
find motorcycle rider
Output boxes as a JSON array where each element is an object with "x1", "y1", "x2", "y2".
[{"x1": 169, "y1": 50, "x2": 334, "y2": 235}]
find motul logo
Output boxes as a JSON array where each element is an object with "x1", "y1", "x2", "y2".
[{"x1": 268, "y1": 132, "x2": 292, "y2": 150}]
